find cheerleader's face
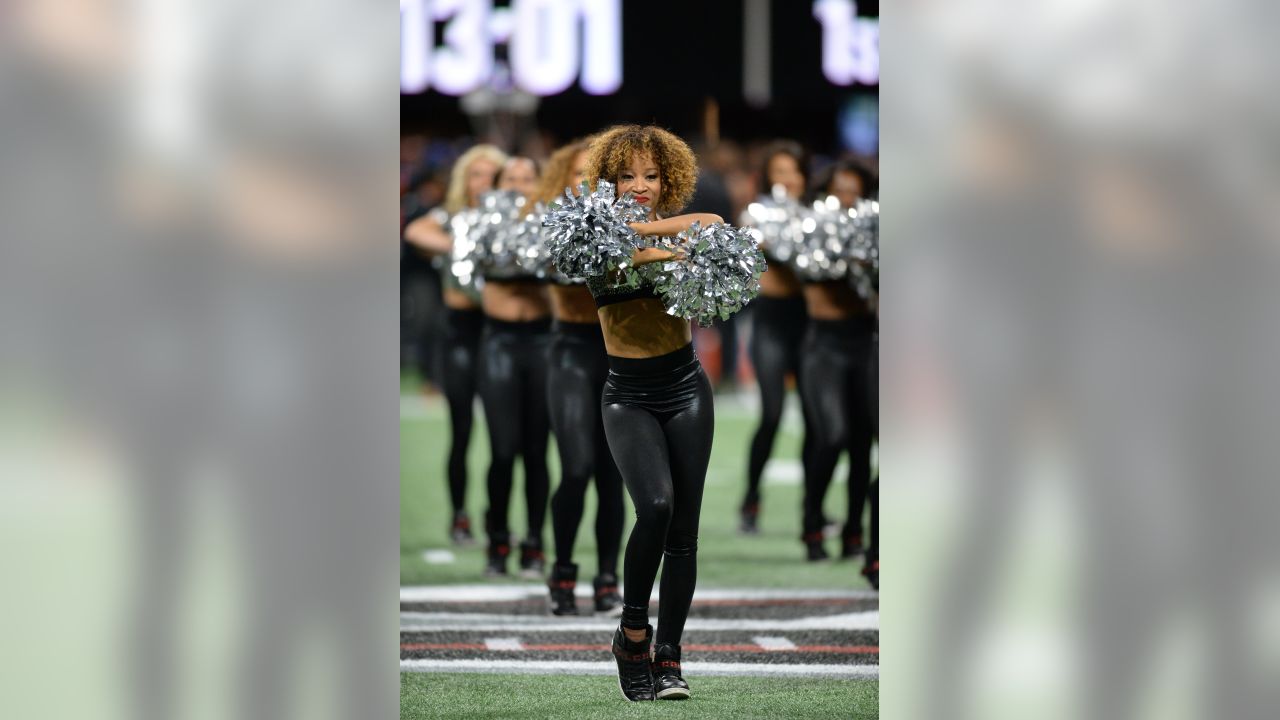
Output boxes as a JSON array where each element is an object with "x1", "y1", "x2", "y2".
[
  {"x1": 466, "y1": 157, "x2": 500, "y2": 207},
  {"x1": 617, "y1": 153, "x2": 661, "y2": 212},
  {"x1": 829, "y1": 170, "x2": 864, "y2": 209},
  {"x1": 498, "y1": 157, "x2": 539, "y2": 198},
  {"x1": 767, "y1": 153, "x2": 805, "y2": 200},
  {"x1": 569, "y1": 151, "x2": 589, "y2": 196}
]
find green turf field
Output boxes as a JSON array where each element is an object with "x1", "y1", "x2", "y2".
[
  {"x1": 400, "y1": 673, "x2": 879, "y2": 720},
  {"x1": 400, "y1": 376, "x2": 872, "y2": 589}
]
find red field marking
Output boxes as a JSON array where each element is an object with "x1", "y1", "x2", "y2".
[
  {"x1": 401, "y1": 642, "x2": 879, "y2": 654},
  {"x1": 693, "y1": 598, "x2": 865, "y2": 608}
]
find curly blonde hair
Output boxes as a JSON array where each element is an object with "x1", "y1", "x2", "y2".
[
  {"x1": 444, "y1": 144, "x2": 508, "y2": 214},
  {"x1": 585, "y1": 125, "x2": 698, "y2": 217},
  {"x1": 533, "y1": 138, "x2": 592, "y2": 206}
]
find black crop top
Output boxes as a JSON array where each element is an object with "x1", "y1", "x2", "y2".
[{"x1": 586, "y1": 273, "x2": 660, "y2": 308}]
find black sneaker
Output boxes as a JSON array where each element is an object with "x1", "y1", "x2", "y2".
[
  {"x1": 803, "y1": 532, "x2": 829, "y2": 561},
  {"x1": 739, "y1": 502, "x2": 760, "y2": 535},
  {"x1": 484, "y1": 541, "x2": 510, "y2": 577},
  {"x1": 651, "y1": 643, "x2": 690, "y2": 700},
  {"x1": 593, "y1": 573, "x2": 623, "y2": 616},
  {"x1": 611, "y1": 625, "x2": 655, "y2": 702},
  {"x1": 449, "y1": 511, "x2": 475, "y2": 545},
  {"x1": 548, "y1": 562, "x2": 579, "y2": 616},
  {"x1": 841, "y1": 530, "x2": 865, "y2": 559},
  {"x1": 863, "y1": 557, "x2": 879, "y2": 590},
  {"x1": 518, "y1": 539, "x2": 546, "y2": 579}
]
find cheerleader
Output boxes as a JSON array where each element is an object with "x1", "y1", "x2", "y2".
[
  {"x1": 403, "y1": 144, "x2": 506, "y2": 544},
  {"x1": 478, "y1": 156, "x2": 555, "y2": 578},
  {"x1": 739, "y1": 140, "x2": 811, "y2": 534},
  {"x1": 565, "y1": 125, "x2": 726, "y2": 701},
  {"x1": 797, "y1": 162, "x2": 878, "y2": 562},
  {"x1": 538, "y1": 139, "x2": 626, "y2": 615}
]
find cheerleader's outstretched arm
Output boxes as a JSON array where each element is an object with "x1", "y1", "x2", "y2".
[{"x1": 403, "y1": 217, "x2": 452, "y2": 256}]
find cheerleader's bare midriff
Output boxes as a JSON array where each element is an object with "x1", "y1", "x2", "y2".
[
  {"x1": 549, "y1": 284, "x2": 600, "y2": 324},
  {"x1": 597, "y1": 298, "x2": 693, "y2": 358}
]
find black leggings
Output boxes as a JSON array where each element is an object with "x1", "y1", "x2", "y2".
[
  {"x1": 798, "y1": 317, "x2": 877, "y2": 539},
  {"x1": 440, "y1": 308, "x2": 484, "y2": 513},
  {"x1": 547, "y1": 321, "x2": 624, "y2": 575},
  {"x1": 478, "y1": 318, "x2": 552, "y2": 546},
  {"x1": 867, "y1": 331, "x2": 879, "y2": 562},
  {"x1": 745, "y1": 296, "x2": 809, "y2": 507},
  {"x1": 602, "y1": 345, "x2": 714, "y2": 646}
]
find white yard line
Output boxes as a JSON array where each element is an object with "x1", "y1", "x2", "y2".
[
  {"x1": 401, "y1": 610, "x2": 879, "y2": 633},
  {"x1": 422, "y1": 550, "x2": 456, "y2": 565},
  {"x1": 483, "y1": 637, "x2": 525, "y2": 651},
  {"x1": 400, "y1": 658, "x2": 878, "y2": 679},
  {"x1": 400, "y1": 585, "x2": 877, "y2": 603},
  {"x1": 753, "y1": 636, "x2": 798, "y2": 650}
]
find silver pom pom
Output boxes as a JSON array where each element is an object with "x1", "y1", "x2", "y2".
[
  {"x1": 541, "y1": 179, "x2": 648, "y2": 280},
  {"x1": 793, "y1": 195, "x2": 862, "y2": 281},
  {"x1": 740, "y1": 186, "x2": 806, "y2": 264},
  {"x1": 447, "y1": 207, "x2": 484, "y2": 287},
  {"x1": 646, "y1": 221, "x2": 767, "y2": 327},
  {"x1": 469, "y1": 190, "x2": 549, "y2": 280}
]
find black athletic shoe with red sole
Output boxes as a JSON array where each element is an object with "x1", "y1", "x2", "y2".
[
  {"x1": 593, "y1": 573, "x2": 623, "y2": 616},
  {"x1": 739, "y1": 502, "x2": 760, "y2": 535},
  {"x1": 484, "y1": 542, "x2": 510, "y2": 577},
  {"x1": 863, "y1": 558, "x2": 879, "y2": 590},
  {"x1": 518, "y1": 539, "x2": 546, "y2": 579},
  {"x1": 449, "y1": 511, "x2": 475, "y2": 545},
  {"x1": 841, "y1": 531, "x2": 865, "y2": 559},
  {"x1": 803, "y1": 532, "x2": 829, "y2": 561},
  {"x1": 652, "y1": 643, "x2": 690, "y2": 700},
  {"x1": 548, "y1": 562, "x2": 578, "y2": 616},
  {"x1": 612, "y1": 625, "x2": 655, "y2": 702}
]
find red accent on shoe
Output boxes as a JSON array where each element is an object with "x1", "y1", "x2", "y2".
[
  {"x1": 551, "y1": 580, "x2": 576, "y2": 590},
  {"x1": 524, "y1": 550, "x2": 545, "y2": 561},
  {"x1": 454, "y1": 517, "x2": 471, "y2": 530},
  {"x1": 613, "y1": 649, "x2": 650, "y2": 662},
  {"x1": 743, "y1": 503, "x2": 759, "y2": 515},
  {"x1": 802, "y1": 532, "x2": 824, "y2": 543},
  {"x1": 495, "y1": 544, "x2": 510, "y2": 555},
  {"x1": 595, "y1": 585, "x2": 618, "y2": 598},
  {"x1": 653, "y1": 660, "x2": 681, "y2": 669}
]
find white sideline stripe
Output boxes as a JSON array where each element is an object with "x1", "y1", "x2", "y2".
[
  {"x1": 753, "y1": 636, "x2": 798, "y2": 651},
  {"x1": 401, "y1": 610, "x2": 878, "y2": 633},
  {"x1": 422, "y1": 550, "x2": 456, "y2": 565},
  {"x1": 400, "y1": 585, "x2": 877, "y2": 603},
  {"x1": 484, "y1": 637, "x2": 524, "y2": 651},
  {"x1": 400, "y1": 658, "x2": 878, "y2": 679}
]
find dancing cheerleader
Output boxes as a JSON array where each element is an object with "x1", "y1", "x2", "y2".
[
  {"x1": 739, "y1": 140, "x2": 812, "y2": 534},
  {"x1": 538, "y1": 139, "x2": 626, "y2": 616},
  {"x1": 477, "y1": 155, "x2": 555, "y2": 578},
  {"x1": 797, "y1": 168, "x2": 878, "y2": 563},
  {"x1": 403, "y1": 144, "x2": 506, "y2": 544},
  {"x1": 544, "y1": 125, "x2": 762, "y2": 701}
]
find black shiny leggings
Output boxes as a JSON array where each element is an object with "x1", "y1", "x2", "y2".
[
  {"x1": 867, "y1": 331, "x2": 879, "y2": 563},
  {"x1": 478, "y1": 318, "x2": 552, "y2": 546},
  {"x1": 745, "y1": 296, "x2": 809, "y2": 507},
  {"x1": 602, "y1": 345, "x2": 714, "y2": 646},
  {"x1": 798, "y1": 317, "x2": 877, "y2": 539},
  {"x1": 547, "y1": 321, "x2": 624, "y2": 575},
  {"x1": 440, "y1": 308, "x2": 484, "y2": 513}
]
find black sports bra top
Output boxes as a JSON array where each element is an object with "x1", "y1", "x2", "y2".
[{"x1": 586, "y1": 273, "x2": 661, "y2": 308}]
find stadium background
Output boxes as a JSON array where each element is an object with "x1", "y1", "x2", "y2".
[{"x1": 401, "y1": 1, "x2": 879, "y2": 717}]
